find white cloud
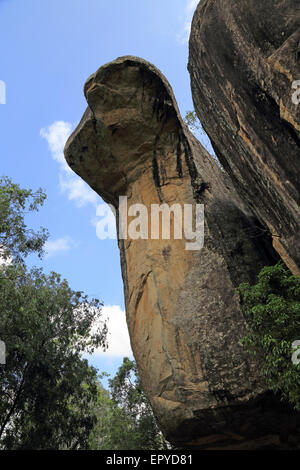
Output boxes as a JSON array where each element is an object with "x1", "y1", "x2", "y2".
[
  {"x1": 0, "y1": 245, "x2": 12, "y2": 266},
  {"x1": 40, "y1": 121, "x2": 98, "y2": 207},
  {"x1": 40, "y1": 121, "x2": 73, "y2": 172},
  {"x1": 59, "y1": 173, "x2": 98, "y2": 207},
  {"x1": 91, "y1": 305, "x2": 133, "y2": 357},
  {"x1": 44, "y1": 236, "x2": 78, "y2": 258},
  {"x1": 0, "y1": 256, "x2": 12, "y2": 267},
  {"x1": 178, "y1": 0, "x2": 199, "y2": 44}
]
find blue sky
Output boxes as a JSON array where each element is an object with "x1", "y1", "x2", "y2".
[{"x1": 0, "y1": 0, "x2": 207, "y2": 385}]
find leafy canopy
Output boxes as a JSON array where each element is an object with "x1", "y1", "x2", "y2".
[
  {"x1": 0, "y1": 176, "x2": 48, "y2": 263},
  {"x1": 238, "y1": 262, "x2": 300, "y2": 410},
  {"x1": 184, "y1": 110, "x2": 201, "y2": 133},
  {"x1": 0, "y1": 176, "x2": 108, "y2": 449},
  {"x1": 89, "y1": 358, "x2": 170, "y2": 450}
]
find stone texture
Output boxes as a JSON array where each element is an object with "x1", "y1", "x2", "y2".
[
  {"x1": 188, "y1": 0, "x2": 300, "y2": 276},
  {"x1": 64, "y1": 56, "x2": 299, "y2": 449}
]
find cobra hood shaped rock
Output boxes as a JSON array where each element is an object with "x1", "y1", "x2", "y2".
[{"x1": 64, "y1": 56, "x2": 299, "y2": 449}]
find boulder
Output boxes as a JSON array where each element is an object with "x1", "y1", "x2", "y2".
[
  {"x1": 188, "y1": 0, "x2": 300, "y2": 275},
  {"x1": 64, "y1": 56, "x2": 299, "y2": 449}
]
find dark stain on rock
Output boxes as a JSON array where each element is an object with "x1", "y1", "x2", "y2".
[
  {"x1": 159, "y1": 160, "x2": 167, "y2": 186},
  {"x1": 67, "y1": 154, "x2": 75, "y2": 167},
  {"x1": 152, "y1": 151, "x2": 160, "y2": 188},
  {"x1": 110, "y1": 125, "x2": 118, "y2": 136},
  {"x1": 176, "y1": 140, "x2": 183, "y2": 179},
  {"x1": 162, "y1": 246, "x2": 171, "y2": 262},
  {"x1": 198, "y1": 182, "x2": 210, "y2": 194}
]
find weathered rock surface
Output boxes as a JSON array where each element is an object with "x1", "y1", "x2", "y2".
[
  {"x1": 64, "y1": 56, "x2": 299, "y2": 449},
  {"x1": 188, "y1": 0, "x2": 300, "y2": 276}
]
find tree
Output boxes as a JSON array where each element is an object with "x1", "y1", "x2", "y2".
[
  {"x1": 87, "y1": 378, "x2": 115, "y2": 450},
  {"x1": 0, "y1": 261, "x2": 108, "y2": 449},
  {"x1": 184, "y1": 110, "x2": 202, "y2": 134},
  {"x1": 89, "y1": 358, "x2": 170, "y2": 450},
  {"x1": 0, "y1": 176, "x2": 108, "y2": 449},
  {"x1": 0, "y1": 176, "x2": 48, "y2": 263},
  {"x1": 184, "y1": 111, "x2": 223, "y2": 169},
  {"x1": 238, "y1": 262, "x2": 300, "y2": 410}
]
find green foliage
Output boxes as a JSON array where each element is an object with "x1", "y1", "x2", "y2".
[
  {"x1": 0, "y1": 176, "x2": 48, "y2": 263},
  {"x1": 0, "y1": 176, "x2": 108, "y2": 449},
  {"x1": 89, "y1": 358, "x2": 170, "y2": 450},
  {"x1": 184, "y1": 111, "x2": 224, "y2": 170},
  {"x1": 87, "y1": 378, "x2": 115, "y2": 450},
  {"x1": 184, "y1": 110, "x2": 202, "y2": 133},
  {"x1": 0, "y1": 177, "x2": 168, "y2": 450},
  {"x1": 238, "y1": 262, "x2": 300, "y2": 410},
  {"x1": 0, "y1": 263, "x2": 108, "y2": 449}
]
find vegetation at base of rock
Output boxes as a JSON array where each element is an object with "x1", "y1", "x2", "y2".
[
  {"x1": 89, "y1": 358, "x2": 170, "y2": 450},
  {"x1": 238, "y1": 262, "x2": 300, "y2": 410}
]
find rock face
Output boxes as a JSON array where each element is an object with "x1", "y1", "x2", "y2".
[
  {"x1": 188, "y1": 0, "x2": 300, "y2": 276},
  {"x1": 64, "y1": 56, "x2": 299, "y2": 449}
]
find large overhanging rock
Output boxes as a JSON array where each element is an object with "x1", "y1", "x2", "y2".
[
  {"x1": 64, "y1": 56, "x2": 299, "y2": 449},
  {"x1": 188, "y1": 0, "x2": 300, "y2": 276}
]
